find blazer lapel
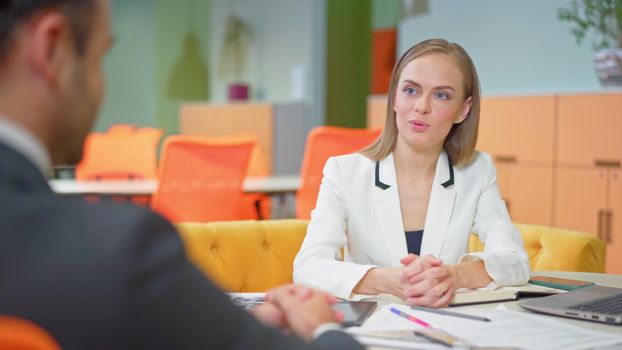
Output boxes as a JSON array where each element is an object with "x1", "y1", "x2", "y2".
[
  {"x1": 373, "y1": 154, "x2": 408, "y2": 265},
  {"x1": 421, "y1": 151, "x2": 456, "y2": 258}
]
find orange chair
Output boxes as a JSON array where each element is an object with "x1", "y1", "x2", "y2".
[
  {"x1": 151, "y1": 135, "x2": 255, "y2": 223},
  {"x1": 296, "y1": 126, "x2": 381, "y2": 219},
  {"x1": 76, "y1": 126, "x2": 163, "y2": 180},
  {"x1": 0, "y1": 316, "x2": 61, "y2": 350},
  {"x1": 201, "y1": 133, "x2": 271, "y2": 220},
  {"x1": 106, "y1": 123, "x2": 138, "y2": 135}
]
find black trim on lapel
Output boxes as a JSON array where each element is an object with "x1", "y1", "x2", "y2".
[
  {"x1": 375, "y1": 161, "x2": 390, "y2": 190},
  {"x1": 440, "y1": 155, "x2": 454, "y2": 188}
]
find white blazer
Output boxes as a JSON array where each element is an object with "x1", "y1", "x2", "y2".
[{"x1": 293, "y1": 150, "x2": 530, "y2": 299}]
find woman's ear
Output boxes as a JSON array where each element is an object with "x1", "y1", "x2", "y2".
[{"x1": 455, "y1": 96, "x2": 472, "y2": 124}]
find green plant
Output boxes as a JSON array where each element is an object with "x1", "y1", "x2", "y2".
[
  {"x1": 219, "y1": 15, "x2": 253, "y2": 81},
  {"x1": 558, "y1": 0, "x2": 622, "y2": 49}
]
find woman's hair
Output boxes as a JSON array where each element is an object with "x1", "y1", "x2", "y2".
[{"x1": 360, "y1": 38, "x2": 481, "y2": 166}]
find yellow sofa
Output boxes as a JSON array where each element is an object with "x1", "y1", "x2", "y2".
[{"x1": 177, "y1": 220, "x2": 606, "y2": 292}]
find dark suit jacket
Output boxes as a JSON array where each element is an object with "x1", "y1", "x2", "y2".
[{"x1": 0, "y1": 143, "x2": 364, "y2": 350}]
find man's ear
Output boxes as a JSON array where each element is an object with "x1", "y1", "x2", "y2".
[
  {"x1": 455, "y1": 96, "x2": 472, "y2": 124},
  {"x1": 27, "y1": 12, "x2": 71, "y2": 86}
]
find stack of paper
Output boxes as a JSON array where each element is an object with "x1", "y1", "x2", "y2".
[{"x1": 351, "y1": 303, "x2": 622, "y2": 350}]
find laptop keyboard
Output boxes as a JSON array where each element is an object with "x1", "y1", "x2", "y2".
[{"x1": 568, "y1": 293, "x2": 622, "y2": 315}]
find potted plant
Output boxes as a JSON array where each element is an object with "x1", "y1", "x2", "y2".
[
  {"x1": 219, "y1": 14, "x2": 253, "y2": 100},
  {"x1": 558, "y1": 0, "x2": 622, "y2": 88}
]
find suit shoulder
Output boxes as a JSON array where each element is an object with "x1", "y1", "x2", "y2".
[
  {"x1": 331, "y1": 152, "x2": 375, "y2": 170},
  {"x1": 458, "y1": 150, "x2": 494, "y2": 172}
]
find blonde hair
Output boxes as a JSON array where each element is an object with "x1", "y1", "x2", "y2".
[{"x1": 360, "y1": 38, "x2": 481, "y2": 166}]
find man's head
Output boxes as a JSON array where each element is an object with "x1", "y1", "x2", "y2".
[{"x1": 0, "y1": 0, "x2": 112, "y2": 165}]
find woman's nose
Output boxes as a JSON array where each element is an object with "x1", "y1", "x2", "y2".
[{"x1": 414, "y1": 96, "x2": 430, "y2": 114}]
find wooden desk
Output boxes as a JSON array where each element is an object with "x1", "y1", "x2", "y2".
[{"x1": 49, "y1": 176, "x2": 300, "y2": 197}]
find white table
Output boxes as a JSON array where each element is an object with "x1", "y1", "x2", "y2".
[
  {"x1": 49, "y1": 176, "x2": 301, "y2": 218},
  {"x1": 361, "y1": 271, "x2": 622, "y2": 350},
  {"x1": 462, "y1": 271, "x2": 622, "y2": 336},
  {"x1": 49, "y1": 176, "x2": 300, "y2": 196}
]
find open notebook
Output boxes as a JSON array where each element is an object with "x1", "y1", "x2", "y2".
[{"x1": 450, "y1": 283, "x2": 565, "y2": 306}]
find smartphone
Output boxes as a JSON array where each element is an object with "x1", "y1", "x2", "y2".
[
  {"x1": 528, "y1": 276, "x2": 595, "y2": 291},
  {"x1": 332, "y1": 301, "x2": 377, "y2": 327}
]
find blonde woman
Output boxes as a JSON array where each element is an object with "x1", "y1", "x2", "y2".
[{"x1": 294, "y1": 39, "x2": 529, "y2": 307}]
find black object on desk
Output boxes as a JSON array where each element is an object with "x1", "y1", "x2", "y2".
[{"x1": 231, "y1": 296, "x2": 376, "y2": 327}]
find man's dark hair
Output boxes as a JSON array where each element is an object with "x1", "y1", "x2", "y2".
[{"x1": 0, "y1": 0, "x2": 96, "y2": 59}]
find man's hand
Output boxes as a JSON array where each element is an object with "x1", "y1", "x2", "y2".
[
  {"x1": 250, "y1": 301, "x2": 288, "y2": 329},
  {"x1": 262, "y1": 284, "x2": 342, "y2": 342}
]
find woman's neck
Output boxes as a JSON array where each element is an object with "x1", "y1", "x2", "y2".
[{"x1": 393, "y1": 139, "x2": 442, "y2": 181}]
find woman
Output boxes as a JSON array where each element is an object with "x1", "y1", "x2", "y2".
[{"x1": 293, "y1": 39, "x2": 530, "y2": 308}]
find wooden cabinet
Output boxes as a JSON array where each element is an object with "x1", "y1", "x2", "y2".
[
  {"x1": 554, "y1": 168, "x2": 607, "y2": 235},
  {"x1": 367, "y1": 95, "x2": 387, "y2": 129},
  {"x1": 555, "y1": 93, "x2": 622, "y2": 274},
  {"x1": 179, "y1": 102, "x2": 307, "y2": 175},
  {"x1": 478, "y1": 96, "x2": 555, "y2": 163},
  {"x1": 609, "y1": 170, "x2": 622, "y2": 274},
  {"x1": 478, "y1": 96, "x2": 555, "y2": 226},
  {"x1": 496, "y1": 164, "x2": 553, "y2": 226},
  {"x1": 556, "y1": 166, "x2": 622, "y2": 274},
  {"x1": 557, "y1": 94, "x2": 622, "y2": 166}
]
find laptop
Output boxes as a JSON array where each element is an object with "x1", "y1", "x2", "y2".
[{"x1": 519, "y1": 285, "x2": 622, "y2": 325}]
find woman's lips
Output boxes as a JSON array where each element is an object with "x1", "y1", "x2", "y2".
[{"x1": 409, "y1": 120, "x2": 429, "y2": 132}]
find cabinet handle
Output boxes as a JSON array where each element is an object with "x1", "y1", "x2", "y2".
[
  {"x1": 597, "y1": 210, "x2": 605, "y2": 241},
  {"x1": 495, "y1": 155, "x2": 517, "y2": 163},
  {"x1": 594, "y1": 159, "x2": 621, "y2": 168},
  {"x1": 606, "y1": 210, "x2": 613, "y2": 244}
]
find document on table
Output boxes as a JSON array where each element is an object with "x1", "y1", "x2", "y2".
[{"x1": 357, "y1": 303, "x2": 622, "y2": 350}]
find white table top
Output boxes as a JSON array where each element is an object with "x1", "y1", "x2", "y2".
[
  {"x1": 465, "y1": 271, "x2": 622, "y2": 335},
  {"x1": 49, "y1": 175, "x2": 300, "y2": 196},
  {"x1": 358, "y1": 271, "x2": 622, "y2": 349}
]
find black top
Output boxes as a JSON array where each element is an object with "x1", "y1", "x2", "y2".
[{"x1": 405, "y1": 230, "x2": 424, "y2": 255}]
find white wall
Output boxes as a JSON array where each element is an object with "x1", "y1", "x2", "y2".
[
  {"x1": 97, "y1": 0, "x2": 156, "y2": 131},
  {"x1": 398, "y1": 0, "x2": 604, "y2": 95}
]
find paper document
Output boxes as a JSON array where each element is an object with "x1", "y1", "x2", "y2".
[
  {"x1": 347, "y1": 329, "x2": 455, "y2": 350},
  {"x1": 359, "y1": 303, "x2": 622, "y2": 350}
]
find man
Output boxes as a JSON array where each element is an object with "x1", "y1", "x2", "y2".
[{"x1": 0, "y1": 1, "x2": 364, "y2": 349}]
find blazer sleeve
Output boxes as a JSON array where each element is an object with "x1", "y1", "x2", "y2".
[
  {"x1": 293, "y1": 157, "x2": 377, "y2": 299},
  {"x1": 126, "y1": 211, "x2": 364, "y2": 350},
  {"x1": 459, "y1": 156, "x2": 531, "y2": 287}
]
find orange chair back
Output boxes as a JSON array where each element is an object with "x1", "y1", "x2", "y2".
[
  {"x1": 106, "y1": 123, "x2": 138, "y2": 135},
  {"x1": 151, "y1": 135, "x2": 255, "y2": 223},
  {"x1": 198, "y1": 133, "x2": 271, "y2": 219},
  {"x1": 296, "y1": 126, "x2": 381, "y2": 219},
  {"x1": 76, "y1": 126, "x2": 163, "y2": 180},
  {"x1": 0, "y1": 316, "x2": 61, "y2": 350},
  {"x1": 203, "y1": 133, "x2": 269, "y2": 177}
]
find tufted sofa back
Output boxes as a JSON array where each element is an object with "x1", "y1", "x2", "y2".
[
  {"x1": 177, "y1": 220, "x2": 606, "y2": 292},
  {"x1": 177, "y1": 220, "x2": 308, "y2": 292},
  {"x1": 469, "y1": 223, "x2": 605, "y2": 273}
]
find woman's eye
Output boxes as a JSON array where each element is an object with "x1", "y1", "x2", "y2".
[
  {"x1": 435, "y1": 92, "x2": 450, "y2": 100},
  {"x1": 404, "y1": 87, "x2": 417, "y2": 95}
]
